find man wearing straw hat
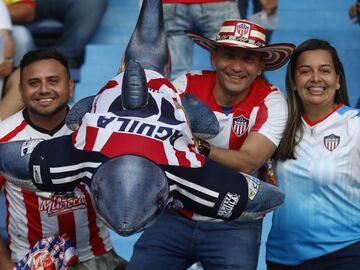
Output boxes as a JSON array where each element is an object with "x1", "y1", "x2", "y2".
[{"x1": 126, "y1": 19, "x2": 295, "y2": 270}]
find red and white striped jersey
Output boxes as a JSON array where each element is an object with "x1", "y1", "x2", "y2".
[
  {"x1": 172, "y1": 70, "x2": 287, "y2": 220},
  {"x1": 72, "y1": 69, "x2": 204, "y2": 168},
  {"x1": 0, "y1": 110, "x2": 112, "y2": 263},
  {"x1": 173, "y1": 71, "x2": 287, "y2": 150}
]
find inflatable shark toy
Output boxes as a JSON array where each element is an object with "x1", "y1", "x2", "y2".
[{"x1": 0, "y1": 0, "x2": 284, "y2": 236}]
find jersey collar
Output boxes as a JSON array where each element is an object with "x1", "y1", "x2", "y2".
[{"x1": 22, "y1": 107, "x2": 68, "y2": 136}]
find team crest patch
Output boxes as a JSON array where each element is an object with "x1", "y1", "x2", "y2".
[
  {"x1": 323, "y1": 134, "x2": 340, "y2": 151},
  {"x1": 235, "y1": 22, "x2": 250, "y2": 40},
  {"x1": 232, "y1": 115, "x2": 249, "y2": 137}
]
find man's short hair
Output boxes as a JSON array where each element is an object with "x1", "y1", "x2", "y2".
[{"x1": 20, "y1": 48, "x2": 71, "y2": 80}]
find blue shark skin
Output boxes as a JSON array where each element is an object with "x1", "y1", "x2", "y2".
[
  {"x1": 66, "y1": 95, "x2": 96, "y2": 131},
  {"x1": 91, "y1": 155, "x2": 169, "y2": 236},
  {"x1": 123, "y1": 0, "x2": 169, "y2": 74},
  {"x1": 181, "y1": 93, "x2": 220, "y2": 140}
]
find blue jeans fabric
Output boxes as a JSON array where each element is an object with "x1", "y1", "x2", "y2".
[
  {"x1": 34, "y1": 0, "x2": 107, "y2": 68},
  {"x1": 238, "y1": 0, "x2": 262, "y2": 19},
  {"x1": 127, "y1": 210, "x2": 262, "y2": 270},
  {"x1": 163, "y1": 2, "x2": 240, "y2": 79},
  {"x1": 267, "y1": 241, "x2": 360, "y2": 270}
]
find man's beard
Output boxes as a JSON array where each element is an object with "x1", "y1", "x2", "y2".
[{"x1": 27, "y1": 100, "x2": 68, "y2": 118}]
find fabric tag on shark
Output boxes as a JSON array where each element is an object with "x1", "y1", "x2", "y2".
[
  {"x1": 33, "y1": 165, "x2": 43, "y2": 184},
  {"x1": 244, "y1": 174, "x2": 260, "y2": 200}
]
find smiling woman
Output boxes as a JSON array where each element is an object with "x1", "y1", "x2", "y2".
[
  {"x1": 266, "y1": 39, "x2": 360, "y2": 269},
  {"x1": 275, "y1": 39, "x2": 349, "y2": 161},
  {"x1": 293, "y1": 49, "x2": 341, "y2": 122}
]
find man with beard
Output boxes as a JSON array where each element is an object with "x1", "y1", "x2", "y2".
[{"x1": 0, "y1": 48, "x2": 127, "y2": 270}]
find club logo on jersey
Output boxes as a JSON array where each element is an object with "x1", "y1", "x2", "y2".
[
  {"x1": 39, "y1": 192, "x2": 87, "y2": 216},
  {"x1": 235, "y1": 22, "x2": 250, "y2": 40},
  {"x1": 232, "y1": 115, "x2": 249, "y2": 137},
  {"x1": 323, "y1": 134, "x2": 340, "y2": 151}
]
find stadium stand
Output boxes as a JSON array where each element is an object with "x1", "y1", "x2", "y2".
[{"x1": 74, "y1": 0, "x2": 359, "y2": 107}]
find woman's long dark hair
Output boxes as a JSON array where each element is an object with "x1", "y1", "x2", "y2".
[{"x1": 275, "y1": 39, "x2": 350, "y2": 161}]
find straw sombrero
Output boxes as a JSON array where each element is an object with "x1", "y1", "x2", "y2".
[{"x1": 186, "y1": 19, "x2": 296, "y2": 70}]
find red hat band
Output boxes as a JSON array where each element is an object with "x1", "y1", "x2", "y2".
[{"x1": 216, "y1": 20, "x2": 267, "y2": 48}]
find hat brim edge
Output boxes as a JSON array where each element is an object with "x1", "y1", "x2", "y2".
[{"x1": 185, "y1": 30, "x2": 296, "y2": 71}]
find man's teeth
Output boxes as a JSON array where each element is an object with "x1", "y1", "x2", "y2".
[{"x1": 38, "y1": 98, "x2": 54, "y2": 103}]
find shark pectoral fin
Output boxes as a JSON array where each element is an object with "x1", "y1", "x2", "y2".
[
  {"x1": 0, "y1": 139, "x2": 43, "y2": 192},
  {"x1": 66, "y1": 95, "x2": 96, "y2": 131},
  {"x1": 181, "y1": 93, "x2": 220, "y2": 140}
]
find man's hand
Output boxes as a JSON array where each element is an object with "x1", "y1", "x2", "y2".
[{"x1": 260, "y1": 0, "x2": 278, "y2": 16}]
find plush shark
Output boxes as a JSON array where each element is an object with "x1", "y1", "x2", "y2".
[{"x1": 0, "y1": 0, "x2": 284, "y2": 236}]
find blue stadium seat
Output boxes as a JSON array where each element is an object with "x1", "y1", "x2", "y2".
[{"x1": 26, "y1": 19, "x2": 63, "y2": 35}]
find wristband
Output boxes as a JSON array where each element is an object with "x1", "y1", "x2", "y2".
[{"x1": 197, "y1": 139, "x2": 210, "y2": 157}]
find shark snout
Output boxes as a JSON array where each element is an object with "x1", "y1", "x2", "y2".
[{"x1": 90, "y1": 155, "x2": 169, "y2": 236}]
